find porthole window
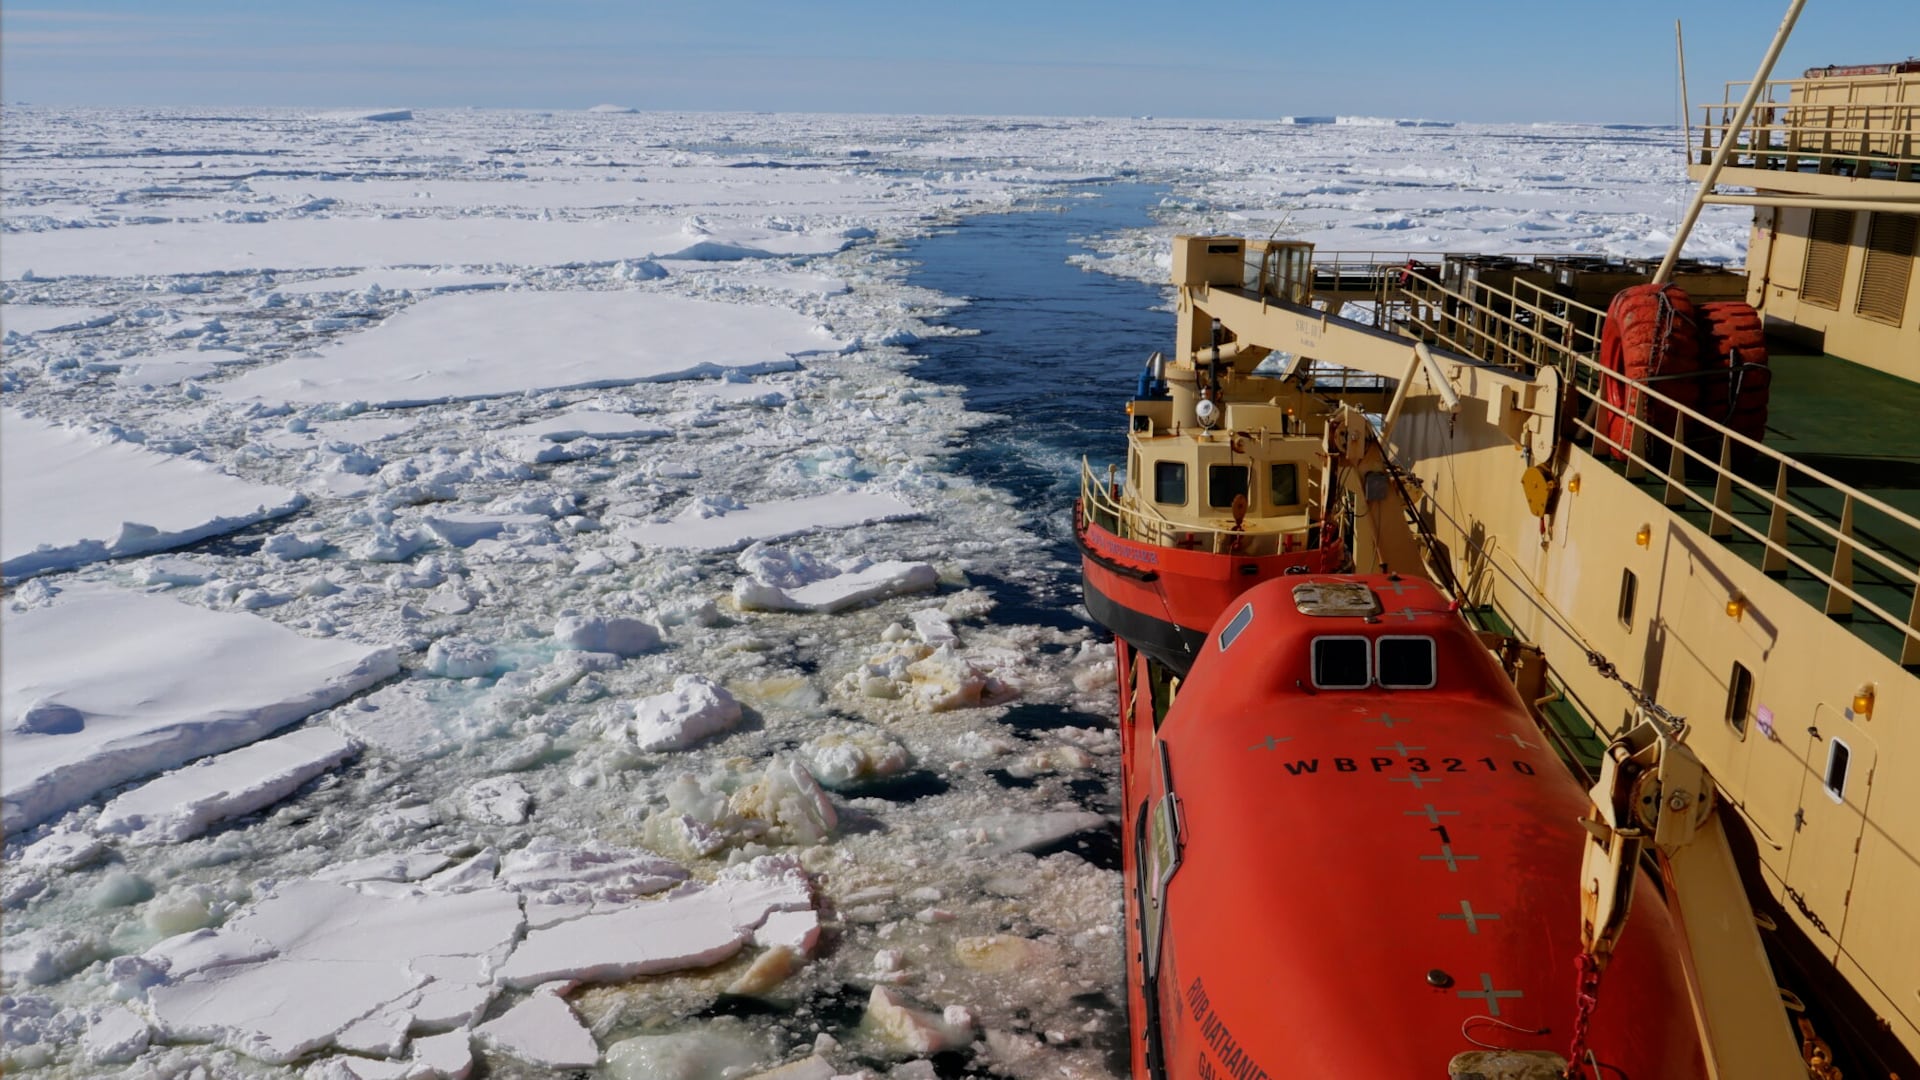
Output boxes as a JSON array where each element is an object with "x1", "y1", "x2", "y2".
[
  {"x1": 1154, "y1": 461, "x2": 1187, "y2": 505},
  {"x1": 1208, "y1": 464, "x2": 1250, "y2": 509},
  {"x1": 1618, "y1": 569, "x2": 1637, "y2": 628},
  {"x1": 1377, "y1": 636, "x2": 1437, "y2": 689},
  {"x1": 1725, "y1": 662, "x2": 1753, "y2": 738},
  {"x1": 1824, "y1": 737, "x2": 1852, "y2": 803},
  {"x1": 1311, "y1": 636, "x2": 1370, "y2": 689}
]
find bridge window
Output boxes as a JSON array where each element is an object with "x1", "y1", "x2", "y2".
[
  {"x1": 1377, "y1": 636, "x2": 1436, "y2": 689},
  {"x1": 1311, "y1": 636, "x2": 1370, "y2": 689},
  {"x1": 1154, "y1": 461, "x2": 1187, "y2": 505},
  {"x1": 1270, "y1": 462, "x2": 1300, "y2": 507},
  {"x1": 1208, "y1": 464, "x2": 1249, "y2": 509}
]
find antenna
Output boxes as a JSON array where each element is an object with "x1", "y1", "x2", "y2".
[{"x1": 1654, "y1": 0, "x2": 1807, "y2": 284}]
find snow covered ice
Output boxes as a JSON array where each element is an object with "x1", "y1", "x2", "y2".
[{"x1": 2, "y1": 103, "x2": 1745, "y2": 1077}]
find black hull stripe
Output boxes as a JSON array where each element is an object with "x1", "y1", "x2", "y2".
[{"x1": 1083, "y1": 569, "x2": 1206, "y2": 678}]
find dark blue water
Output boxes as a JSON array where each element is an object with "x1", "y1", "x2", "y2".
[{"x1": 905, "y1": 185, "x2": 1169, "y2": 629}]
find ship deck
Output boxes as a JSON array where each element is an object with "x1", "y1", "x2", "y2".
[{"x1": 1614, "y1": 338, "x2": 1920, "y2": 666}]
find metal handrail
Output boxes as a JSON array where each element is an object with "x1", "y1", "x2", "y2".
[
  {"x1": 1389, "y1": 270, "x2": 1920, "y2": 663},
  {"x1": 1079, "y1": 459, "x2": 1316, "y2": 557},
  {"x1": 1696, "y1": 77, "x2": 1919, "y2": 173}
]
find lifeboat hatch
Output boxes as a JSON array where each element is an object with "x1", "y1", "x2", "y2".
[
  {"x1": 1446, "y1": 1049, "x2": 1570, "y2": 1079},
  {"x1": 1290, "y1": 580, "x2": 1380, "y2": 616}
]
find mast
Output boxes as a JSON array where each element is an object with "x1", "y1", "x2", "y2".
[{"x1": 1653, "y1": 0, "x2": 1808, "y2": 285}]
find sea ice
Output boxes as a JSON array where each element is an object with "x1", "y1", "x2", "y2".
[
  {"x1": 621, "y1": 492, "x2": 920, "y2": 553},
  {"x1": 1, "y1": 587, "x2": 398, "y2": 835},
  {"x1": 472, "y1": 992, "x2": 597, "y2": 1069},
  {"x1": 614, "y1": 675, "x2": 742, "y2": 752},
  {"x1": 0, "y1": 216, "x2": 854, "y2": 280},
  {"x1": 220, "y1": 291, "x2": 841, "y2": 408},
  {"x1": 733, "y1": 559, "x2": 939, "y2": 615},
  {"x1": 497, "y1": 855, "x2": 812, "y2": 988},
  {"x1": 93, "y1": 726, "x2": 359, "y2": 845},
  {"x1": 1, "y1": 410, "x2": 305, "y2": 581}
]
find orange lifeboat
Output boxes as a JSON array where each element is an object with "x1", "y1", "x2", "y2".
[{"x1": 1113, "y1": 574, "x2": 1710, "y2": 1078}]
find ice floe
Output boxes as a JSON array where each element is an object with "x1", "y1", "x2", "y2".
[
  {"x1": 1, "y1": 410, "x2": 305, "y2": 581},
  {"x1": 94, "y1": 726, "x2": 360, "y2": 845},
  {"x1": 622, "y1": 493, "x2": 921, "y2": 553},
  {"x1": 2, "y1": 587, "x2": 398, "y2": 835},
  {"x1": 220, "y1": 291, "x2": 841, "y2": 407}
]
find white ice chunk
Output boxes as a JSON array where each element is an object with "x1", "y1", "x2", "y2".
[
  {"x1": 800, "y1": 730, "x2": 911, "y2": 790},
  {"x1": 864, "y1": 986, "x2": 976, "y2": 1054},
  {"x1": 622, "y1": 492, "x2": 920, "y2": 553},
  {"x1": 959, "y1": 811, "x2": 1110, "y2": 855},
  {"x1": 553, "y1": 615, "x2": 660, "y2": 657},
  {"x1": 498, "y1": 408, "x2": 669, "y2": 444},
  {"x1": 496, "y1": 857, "x2": 811, "y2": 988},
  {"x1": 734, "y1": 560, "x2": 938, "y2": 615},
  {"x1": 462, "y1": 778, "x2": 531, "y2": 826},
  {"x1": 753, "y1": 909, "x2": 822, "y2": 955},
  {"x1": 614, "y1": 675, "x2": 742, "y2": 752},
  {"x1": 2, "y1": 587, "x2": 399, "y2": 836},
  {"x1": 603, "y1": 1029, "x2": 770, "y2": 1080},
  {"x1": 424, "y1": 638, "x2": 498, "y2": 679},
  {"x1": 79, "y1": 1005, "x2": 151, "y2": 1065},
  {"x1": 2, "y1": 411, "x2": 304, "y2": 580},
  {"x1": 149, "y1": 956, "x2": 424, "y2": 1065},
  {"x1": 221, "y1": 292, "x2": 842, "y2": 408},
  {"x1": 421, "y1": 512, "x2": 549, "y2": 548},
  {"x1": 472, "y1": 993, "x2": 597, "y2": 1070},
  {"x1": 95, "y1": 727, "x2": 359, "y2": 845}
]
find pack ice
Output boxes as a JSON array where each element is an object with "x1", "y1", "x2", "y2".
[
  {"x1": 2, "y1": 410, "x2": 304, "y2": 581},
  {"x1": 1, "y1": 587, "x2": 398, "y2": 835}
]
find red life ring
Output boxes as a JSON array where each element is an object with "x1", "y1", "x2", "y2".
[{"x1": 1597, "y1": 284, "x2": 1699, "y2": 460}]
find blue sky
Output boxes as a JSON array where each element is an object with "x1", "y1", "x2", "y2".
[{"x1": 3, "y1": 1, "x2": 1912, "y2": 122}]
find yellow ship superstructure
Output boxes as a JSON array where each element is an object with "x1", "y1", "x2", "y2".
[{"x1": 1144, "y1": 52, "x2": 1918, "y2": 1078}]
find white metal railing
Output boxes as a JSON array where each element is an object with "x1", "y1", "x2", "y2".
[
  {"x1": 1079, "y1": 459, "x2": 1319, "y2": 558},
  {"x1": 1699, "y1": 76, "x2": 1920, "y2": 177},
  {"x1": 1389, "y1": 267, "x2": 1920, "y2": 664}
]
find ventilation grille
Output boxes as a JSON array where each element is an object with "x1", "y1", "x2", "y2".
[
  {"x1": 1801, "y1": 209, "x2": 1856, "y2": 309},
  {"x1": 1856, "y1": 212, "x2": 1918, "y2": 327}
]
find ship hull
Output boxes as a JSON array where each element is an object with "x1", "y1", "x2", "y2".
[{"x1": 1075, "y1": 502, "x2": 1336, "y2": 676}]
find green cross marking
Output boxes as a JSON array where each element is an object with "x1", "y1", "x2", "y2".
[
  {"x1": 1378, "y1": 741, "x2": 1425, "y2": 757},
  {"x1": 1405, "y1": 804, "x2": 1459, "y2": 825},
  {"x1": 1365, "y1": 712, "x2": 1411, "y2": 729},
  {"x1": 1439, "y1": 900, "x2": 1501, "y2": 934},
  {"x1": 1389, "y1": 774, "x2": 1442, "y2": 791},
  {"x1": 1419, "y1": 844, "x2": 1479, "y2": 872},
  {"x1": 1458, "y1": 973, "x2": 1524, "y2": 1017},
  {"x1": 1248, "y1": 735, "x2": 1294, "y2": 752}
]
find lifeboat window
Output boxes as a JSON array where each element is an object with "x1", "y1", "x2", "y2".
[
  {"x1": 1311, "y1": 636, "x2": 1371, "y2": 689},
  {"x1": 1208, "y1": 464, "x2": 1249, "y2": 509},
  {"x1": 1824, "y1": 737, "x2": 1852, "y2": 803},
  {"x1": 1270, "y1": 462, "x2": 1300, "y2": 507},
  {"x1": 1217, "y1": 603, "x2": 1254, "y2": 652},
  {"x1": 1376, "y1": 636, "x2": 1437, "y2": 689},
  {"x1": 1154, "y1": 461, "x2": 1187, "y2": 505},
  {"x1": 1618, "y1": 569, "x2": 1637, "y2": 629}
]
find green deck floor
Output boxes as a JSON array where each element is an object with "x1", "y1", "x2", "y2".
[{"x1": 1617, "y1": 341, "x2": 1920, "y2": 665}]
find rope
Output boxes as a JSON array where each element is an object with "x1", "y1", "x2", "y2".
[
  {"x1": 1460, "y1": 1014, "x2": 1551, "y2": 1051},
  {"x1": 1383, "y1": 452, "x2": 1687, "y2": 737}
]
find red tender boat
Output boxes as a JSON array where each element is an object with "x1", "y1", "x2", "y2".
[{"x1": 1110, "y1": 575, "x2": 1712, "y2": 1078}]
